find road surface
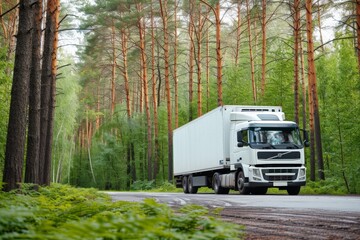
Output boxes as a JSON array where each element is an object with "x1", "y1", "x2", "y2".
[{"x1": 107, "y1": 192, "x2": 360, "y2": 239}]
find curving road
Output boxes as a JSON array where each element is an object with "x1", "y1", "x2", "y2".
[{"x1": 107, "y1": 192, "x2": 360, "y2": 239}]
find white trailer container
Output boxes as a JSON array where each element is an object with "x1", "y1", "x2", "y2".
[
  {"x1": 173, "y1": 106, "x2": 231, "y2": 176},
  {"x1": 173, "y1": 105, "x2": 308, "y2": 195}
]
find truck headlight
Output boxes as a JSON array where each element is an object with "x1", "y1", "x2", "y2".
[
  {"x1": 252, "y1": 168, "x2": 262, "y2": 181},
  {"x1": 299, "y1": 168, "x2": 306, "y2": 180},
  {"x1": 253, "y1": 168, "x2": 261, "y2": 177}
]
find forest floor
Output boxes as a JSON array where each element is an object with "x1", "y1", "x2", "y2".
[{"x1": 220, "y1": 207, "x2": 360, "y2": 239}]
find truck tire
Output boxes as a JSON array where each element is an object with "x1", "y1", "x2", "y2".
[
  {"x1": 237, "y1": 171, "x2": 251, "y2": 195},
  {"x1": 182, "y1": 176, "x2": 189, "y2": 194},
  {"x1": 212, "y1": 173, "x2": 230, "y2": 194},
  {"x1": 188, "y1": 175, "x2": 198, "y2": 194},
  {"x1": 287, "y1": 186, "x2": 301, "y2": 195}
]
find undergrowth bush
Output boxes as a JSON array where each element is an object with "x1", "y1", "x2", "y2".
[{"x1": 0, "y1": 183, "x2": 243, "y2": 239}]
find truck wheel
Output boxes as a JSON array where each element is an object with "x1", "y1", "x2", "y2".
[
  {"x1": 188, "y1": 175, "x2": 198, "y2": 194},
  {"x1": 251, "y1": 187, "x2": 268, "y2": 195},
  {"x1": 287, "y1": 186, "x2": 301, "y2": 195},
  {"x1": 212, "y1": 173, "x2": 230, "y2": 194},
  {"x1": 182, "y1": 176, "x2": 189, "y2": 194},
  {"x1": 237, "y1": 171, "x2": 251, "y2": 195}
]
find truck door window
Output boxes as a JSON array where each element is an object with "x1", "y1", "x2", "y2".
[{"x1": 241, "y1": 130, "x2": 248, "y2": 145}]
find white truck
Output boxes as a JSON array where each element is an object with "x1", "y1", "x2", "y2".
[{"x1": 173, "y1": 105, "x2": 308, "y2": 195}]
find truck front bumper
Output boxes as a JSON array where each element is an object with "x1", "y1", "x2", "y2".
[{"x1": 245, "y1": 181, "x2": 306, "y2": 188}]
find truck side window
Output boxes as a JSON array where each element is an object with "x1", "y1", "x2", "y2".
[
  {"x1": 241, "y1": 130, "x2": 248, "y2": 144},
  {"x1": 237, "y1": 130, "x2": 249, "y2": 145}
]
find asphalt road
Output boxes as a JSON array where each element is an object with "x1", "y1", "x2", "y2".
[
  {"x1": 107, "y1": 192, "x2": 360, "y2": 239},
  {"x1": 107, "y1": 192, "x2": 360, "y2": 213}
]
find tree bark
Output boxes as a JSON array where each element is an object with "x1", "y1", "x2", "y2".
[
  {"x1": 189, "y1": 0, "x2": 195, "y2": 121},
  {"x1": 235, "y1": 0, "x2": 241, "y2": 66},
  {"x1": 306, "y1": 0, "x2": 325, "y2": 180},
  {"x1": 215, "y1": 2, "x2": 222, "y2": 106},
  {"x1": 159, "y1": 0, "x2": 173, "y2": 182},
  {"x1": 39, "y1": 0, "x2": 57, "y2": 185},
  {"x1": 25, "y1": 0, "x2": 42, "y2": 185},
  {"x1": 293, "y1": 0, "x2": 301, "y2": 124},
  {"x1": 151, "y1": 1, "x2": 159, "y2": 179},
  {"x1": 261, "y1": 0, "x2": 267, "y2": 96},
  {"x1": 196, "y1": 2, "x2": 203, "y2": 117},
  {"x1": 43, "y1": 0, "x2": 60, "y2": 186},
  {"x1": 174, "y1": 0, "x2": 179, "y2": 127},
  {"x1": 110, "y1": 20, "x2": 116, "y2": 116},
  {"x1": 2, "y1": 0, "x2": 34, "y2": 191},
  {"x1": 137, "y1": 3, "x2": 152, "y2": 180},
  {"x1": 246, "y1": 0, "x2": 256, "y2": 103}
]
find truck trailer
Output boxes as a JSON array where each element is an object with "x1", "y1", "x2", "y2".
[{"x1": 173, "y1": 105, "x2": 308, "y2": 195}]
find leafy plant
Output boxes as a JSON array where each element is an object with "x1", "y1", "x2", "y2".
[{"x1": 0, "y1": 184, "x2": 244, "y2": 239}]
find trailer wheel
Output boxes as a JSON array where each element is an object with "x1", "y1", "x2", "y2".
[
  {"x1": 287, "y1": 186, "x2": 301, "y2": 195},
  {"x1": 212, "y1": 173, "x2": 230, "y2": 194},
  {"x1": 188, "y1": 175, "x2": 198, "y2": 194},
  {"x1": 237, "y1": 171, "x2": 251, "y2": 195},
  {"x1": 182, "y1": 176, "x2": 189, "y2": 194}
]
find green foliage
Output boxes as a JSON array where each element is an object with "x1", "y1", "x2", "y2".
[
  {"x1": 300, "y1": 178, "x2": 348, "y2": 195},
  {"x1": 131, "y1": 180, "x2": 156, "y2": 190},
  {"x1": 53, "y1": 56, "x2": 81, "y2": 184},
  {"x1": 316, "y1": 35, "x2": 360, "y2": 193},
  {"x1": 0, "y1": 45, "x2": 12, "y2": 180},
  {"x1": 0, "y1": 184, "x2": 243, "y2": 239},
  {"x1": 146, "y1": 181, "x2": 182, "y2": 192}
]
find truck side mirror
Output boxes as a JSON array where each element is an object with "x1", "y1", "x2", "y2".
[
  {"x1": 302, "y1": 130, "x2": 310, "y2": 147},
  {"x1": 237, "y1": 131, "x2": 244, "y2": 147},
  {"x1": 237, "y1": 131, "x2": 242, "y2": 142}
]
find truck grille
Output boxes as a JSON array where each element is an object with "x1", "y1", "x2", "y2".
[
  {"x1": 258, "y1": 151, "x2": 301, "y2": 160},
  {"x1": 262, "y1": 169, "x2": 298, "y2": 181}
]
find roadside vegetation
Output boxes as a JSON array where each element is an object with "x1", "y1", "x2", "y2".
[{"x1": 0, "y1": 184, "x2": 243, "y2": 239}]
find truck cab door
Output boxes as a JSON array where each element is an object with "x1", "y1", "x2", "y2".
[{"x1": 231, "y1": 128, "x2": 251, "y2": 169}]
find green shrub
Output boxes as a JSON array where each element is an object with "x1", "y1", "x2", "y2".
[{"x1": 0, "y1": 184, "x2": 243, "y2": 239}]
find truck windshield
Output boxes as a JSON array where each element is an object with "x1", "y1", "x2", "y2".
[{"x1": 249, "y1": 127, "x2": 303, "y2": 149}]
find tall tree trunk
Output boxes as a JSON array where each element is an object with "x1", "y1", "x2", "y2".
[
  {"x1": 246, "y1": 0, "x2": 256, "y2": 103},
  {"x1": 235, "y1": 0, "x2": 241, "y2": 66},
  {"x1": 196, "y1": 2, "x2": 202, "y2": 117},
  {"x1": 2, "y1": 0, "x2": 34, "y2": 192},
  {"x1": 159, "y1": 0, "x2": 173, "y2": 182},
  {"x1": 189, "y1": 0, "x2": 195, "y2": 121},
  {"x1": 174, "y1": 0, "x2": 179, "y2": 128},
  {"x1": 206, "y1": 9, "x2": 210, "y2": 112},
  {"x1": 43, "y1": 0, "x2": 60, "y2": 186},
  {"x1": 39, "y1": 0, "x2": 57, "y2": 185},
  {"x1": 137, "y1": 3, "x2": 152, "y2": 180},
  {"x1": 151, "y1": 1, "x2": 159, "y2": 179},
  {"x1": 215, "y1": 2, "x2": 222, "y2": 106},
  {"x1": 25, "y1": 0, "x2": 42, "y2": 185},
  {"x1": 306, "y1": 0, "x2": 325, "y2": 180},
  {"x1": 121, "y1": 29, "x2": 131, "y2": 118},
  {"x1": 299, "y1": 34, "x2": 307, "y2": 131},
  {"x1": 293, "y1": 0, "x2": 301, "y2": 124},
  {"x1": 261, "y1": 0, "x2": 267, "y2": 96},
  {"x1": 110, "y1": 21, "x2": 116, "y2": 117}
]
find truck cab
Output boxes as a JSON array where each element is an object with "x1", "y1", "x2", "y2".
[{"x1": 229, "y1": 109, "x2": 307, "y2": 195}]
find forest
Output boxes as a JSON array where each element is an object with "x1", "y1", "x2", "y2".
[{"x1": 0, "y1": 0, "x2": 359, "y2": 194}]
